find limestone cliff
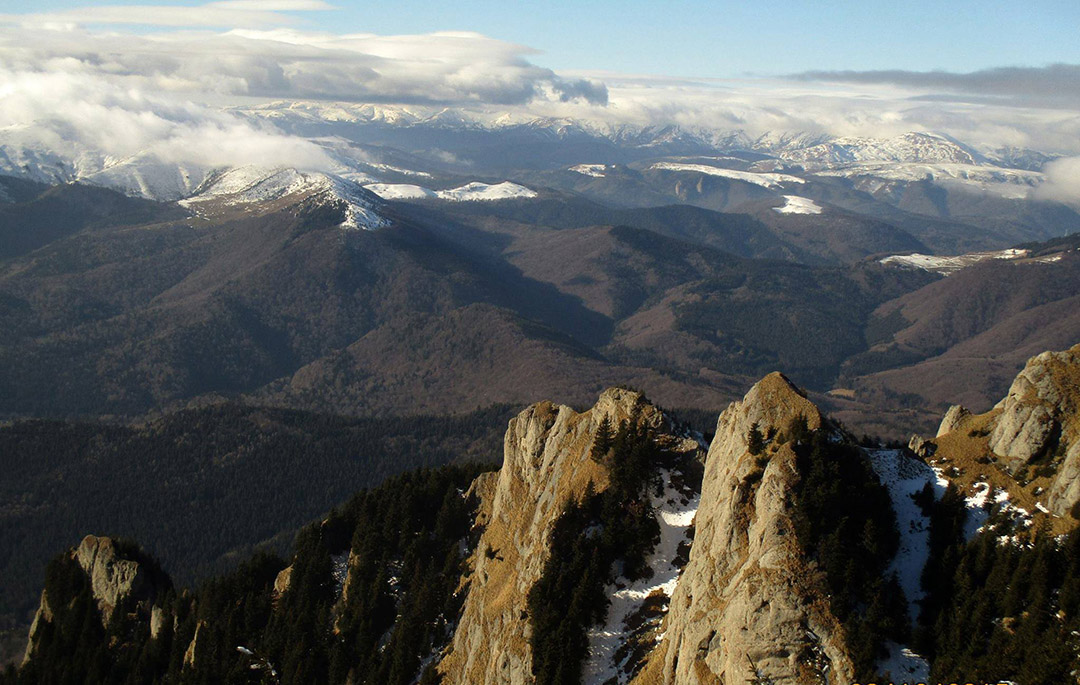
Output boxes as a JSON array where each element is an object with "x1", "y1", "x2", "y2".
[
  {"x1": 638, "y1": 373, "x2": 855, "y2": 685},
  {"x1": 438, "y1": 388, "x2": 693, "y2": 684}
]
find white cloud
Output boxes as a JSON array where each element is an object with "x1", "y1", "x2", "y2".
[
  {"x1": 1036, "y1": 157, "x2": 1080, "y2": 204},
  {"x1": 0, "y1": 1, "x2": 334, "y2": 29},
  {"x1": 0, "y1": 67, "x2": 334, "y2": 175}
]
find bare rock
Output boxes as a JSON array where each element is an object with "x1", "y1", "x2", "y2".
[
  {"x1": 274, "y1": 565, "x2": 293, "y2": 597},
  {"x1": 908, "y1": 434, "x2": 937, "y2": 458},
  {"x1": 937, "y1": 405, "x2": 971, "y2": 437},
  {"x1": 438, "y1": 387, "x2": 696, "y2": 685},
  {"x1": 74, "y1": 535, "x2": 154, "y2": 625},
  {"x1": 988, "y1": 346, "x2": 1080, "y2": 472},
  {"x1": 649, "y1": 372, "x2": 855, "y2": 685}
]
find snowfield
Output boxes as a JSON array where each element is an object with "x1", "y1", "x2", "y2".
[
  {"x1": 649, "y1": 162, "x2": 805, "y2": 188},
  {"x1": 867, "y1": 449, "x2": 938, "y2": 612},
  {"x1": 879, "y1": 248, "x2": 1029, "y2": 274},
  {"x1": 364, "y1": 180, "x2": 537, "y2": 202},
  {"x1": 361, "y1": 183, "x2": 437, "y2": 200},
  {"x1": 583, "y1": 467, "x2": 699, "y2": 685},
  {"x1": 570, "y1": 163, "x2": 608, "y2": 177},
  {"x1": 772, "y1": 195, "x2": 822, "y2": 214}
]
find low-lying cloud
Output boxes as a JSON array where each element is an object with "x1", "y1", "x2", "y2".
[
  {"x1": 793, "y1": 64, "x2": 1080, "y2": 108},
  {"x1": 1037, "y1": 157, "x2": 1080, "y2": 203}
]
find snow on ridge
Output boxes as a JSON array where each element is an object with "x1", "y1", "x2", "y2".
[
  {"x1": 583, "y1": 467, "x2": 699, "y2": 685},
  {"x1": 362, "y1": 183, "x2": 437, "y2": 201},
  {"x1": 570, "y1": 163, "x2": 607, "y2": 177},
  {"x1": 363, "y1": 180, "x2": 537, "y2": 202},
  {"x1": 772, "y1": 195, "x2": 822, "y2": 215},
  {"x1": 879, "y1": 248, "x2": 1029, "y2": 275},
  {"x1": 648, "y1": 162, "x2": 804, "y2": 188},
  {"x1": 182, "y1": 166, "x2": 389, "y2": 231},
  {"x1": 436, "y1": 181, "x2": 537, "y2": 201}
]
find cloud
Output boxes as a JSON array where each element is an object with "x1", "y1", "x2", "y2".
[
  {"x1": 0, "y1": 25, "x2": 608, "y2": 106},
  {"x1": 0, "y1": 1, "x2": 334, "y2": 29},
  {"x1": 793, "y1": 64, "x2": 1080, "y2": 108},
  {"x1": 0, "y1": 67, "x2": 335, "y2": 176},
  {"x1": 1037, "y1": 157, "x2": 1080, "y2": 204}
]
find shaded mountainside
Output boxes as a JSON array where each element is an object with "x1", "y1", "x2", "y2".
[
  {"x1": 839, "y1": 249, "x2": 1080, "y2": 431},
  {"x1": 0, "y1": 179, "x2": 956, "y2": 434},
  {"x1": 0, "y1": 403, "x2": 513, "y2": 631}
]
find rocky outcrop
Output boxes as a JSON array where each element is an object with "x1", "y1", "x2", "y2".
[
  {"x1": 983, "y1": 345, "x2": 1080, "y2": 516},
  {"x1": 908, "y1": 434, "x2": 936, "y2": 458},
  {"x1": 21, "y1": 589, "x2": 54, "y2": 665},
  {"x1": 23, "y1": 535, "x2": 166, "y2": 665},
  {"x1": 438, "y1": 388, "x2": 695, "y2": 685},
  {"x1": 184, "y1": 620, "x2": 206, "y2": 668},
  {"x1": 937, "y1": 405, "x2": 972, "y2": 437},
  {"x1": 989, "y1": 346, "x2": 1079, "y2": 468},
  {"x1": 74, "y1": 535, "x2": 157, "y2": 624},
  {"x1": 642, "y1": 373, "x2": 855, "y2": 685}
]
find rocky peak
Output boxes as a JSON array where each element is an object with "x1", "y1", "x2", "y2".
[
  {"x1": 643, "y1": 372, "x2": 855, "y2": 685},
  {"x1": 23, "y1": 535, "x2": 167, "y2": 665},
  {"x1": 74, "y1": 535, "x2": 158, "y2": 624},
  {"x1": 438, "y1": 387, "x2": 693, "y2": 684}
]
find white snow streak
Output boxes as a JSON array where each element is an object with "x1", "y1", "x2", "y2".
[
  {"x1": 363, "y1": 180, "x2": 537, "y2": 202},
  {"x1": 583, "y1": 468, "x2": 699, "y2": 685},
  {"x1": 879, "y1": 248, "x2": 1029, "y2": 275},
  {"x1": 648, "y1": 162, "x2": 805, "y2": 188},
  {"x1": 772, "y1": 195, "x2": 822, "y2": 214}
]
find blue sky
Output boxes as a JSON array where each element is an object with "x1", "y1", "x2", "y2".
[{"x1": 8, "y1": 0, "x2": 1080, "y2": 78}]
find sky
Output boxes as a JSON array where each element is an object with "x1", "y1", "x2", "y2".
[
  {"x1": 6, "y1": 0, "x2": 1080, "y2": 77},
  {"x1": 1, "y1": 0, "x2": 1079, "y2": 201}
]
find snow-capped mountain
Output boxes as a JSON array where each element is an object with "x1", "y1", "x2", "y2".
[
  {"x1": 774, "y1": 132, "x2": 982, "y2": 170},
  {"x1": 181, "y1": 166, "x2": 389, "y2": 230},
  {"x1": 0, "y1": 100, "x2": 1072, "y2": 214}
]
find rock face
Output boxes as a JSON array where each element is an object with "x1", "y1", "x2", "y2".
[
  {"x1": 936, "y1": 404, "x2": 972, "y2": 437},
  {"x1": 908, "y1": 434, "x2": 936, "y2": 458},
  {"x1": 74, "y1": 535, "x2": 156, "y2": 624},
  {"x1": 23, "y1": 535, "x2": 164, "y2": 665},
  {"x1": 985, "y1": 345, "x2": 1080, "y2": 515},
  {"x1": 438, "y1": 388, "x2": 690, "y2": 685},
  {"x1": 643, "y1": 373, "x2": 855, "y2": 685}
]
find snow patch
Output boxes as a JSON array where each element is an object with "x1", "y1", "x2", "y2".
[
  {"x1": 365, "y1": 163, "x2": 432, "y2": 178},
  {"x1": 867, "y1": 449, "x2": 939, "y2": 613},
  {"x1": 364, "y1": 180, "x2": 537, "y2": 202},
  {"x1": 879, "y1": 248, "x2": 1029, "y2": 275},
  {"x1": 363, "y1": 183, "x2": 437, "y2": 200},
  {"x1": 570, "y1": 163, "x2": 608, "y2": 177},
  {"x1": 772, "y1": 195, "x2": 822, "y2": 214},
  {"x1": 876, "y1": 641, "x2": 930, "y2": 683},
  {"x1": 331, "y1": 551, "x2": 350, "y2": 599},
  {"x1": 649, "y1": 162, "x2": 804, "y2": 188},
  {"x1": 583, "y1": 467, "x2": 700, "y2": 685}
]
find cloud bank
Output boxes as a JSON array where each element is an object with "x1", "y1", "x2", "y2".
[{"x1": 794, "y1": 64, "x2": 1080, "y2": 109}]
